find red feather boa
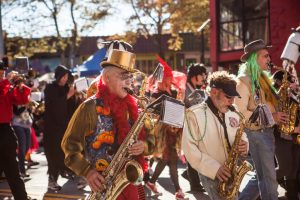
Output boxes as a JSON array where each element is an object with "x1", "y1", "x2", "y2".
[
  {"x1": 96, "y1": 78, "x2": 147, "y2": 171},
  {"x1": 96, "y1": 78, "x2": 140, "y2": 143}
]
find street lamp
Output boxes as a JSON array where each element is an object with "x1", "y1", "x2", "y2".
[{"x1": 197, "y1": 19, "x2": 211, "y2": 63}]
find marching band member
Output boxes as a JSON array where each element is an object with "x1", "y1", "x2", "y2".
[
  {"x1": 182, "y1": 63, "x2": 207, "y2": 192},
  {"x1": 182, "y1": 71, "x2": 248, "y2": 200},
  {"x1": 0, "y1": 59, "x2": 33, "y2": 200},
  {"x1": 235, "y1": 39, "x2": 286, "y2": 200},
  {"x1": 61, "y1": 49, "x2": 147, "y2": 200},
  {"x1": 272, "y1": 70, "x2": 300, "y2": 200},
  {"x1": 145, "y1": 57, "x2": 186, "y2": 200}
]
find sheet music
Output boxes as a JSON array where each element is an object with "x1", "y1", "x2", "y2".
[
  {"x1": 161, "y1": 100, "x2": 185, "y2": 128},
  {"x1": 74, "y1": 77, "x2": 89, "y2": 92}
]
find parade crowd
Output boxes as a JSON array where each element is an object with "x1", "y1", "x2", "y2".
[{"x1": 0, "y1": 36, "x2": 300, "y2": 200}]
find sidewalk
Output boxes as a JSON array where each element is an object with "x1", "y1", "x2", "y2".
[{"x1": 0, "y1": 150, "x2": 287, "y2": 200}]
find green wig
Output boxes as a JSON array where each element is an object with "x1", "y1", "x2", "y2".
[
  {"x1": 238, "y1": 51, "x2": 278, "y2": 101},
  {"x1": 238, "y1": 52, "x2": 261, "y2": 93}
]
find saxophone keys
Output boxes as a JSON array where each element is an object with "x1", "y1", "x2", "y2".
[{"x1": 129, "y1": 138, "x2": 135, "y2": 145}]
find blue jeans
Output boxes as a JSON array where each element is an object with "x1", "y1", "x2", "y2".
[
  {"x1": 239, "y1": 127, "x2": 278, "y2": 200},
  {"x1": 199, "y1": 173, "x2": 237, "y2": 200},
  {"x1": 13, "y1": 126, "x2": 31, "y2": 174}
]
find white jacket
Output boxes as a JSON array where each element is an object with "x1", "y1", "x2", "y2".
[{"x1": 182, "y1": 102, "x2": 248, "y2": 180}]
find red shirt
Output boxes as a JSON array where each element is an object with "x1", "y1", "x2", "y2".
[{"x1": 0, "y1": 79, "x2": 31, "y2": 123}]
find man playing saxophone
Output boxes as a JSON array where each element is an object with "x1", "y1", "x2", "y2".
[
  {"x1": 61, "y1": 48, "x2": 147, "y2": 200},
  {"x1": 272, "y1": 70, "x2": 300, "y2": 200},
  {"x1": 235, "y1": 39, "x2": 287, "y2": 200},
  {"x1": 182, "y1": 71, "x2": 249, "y2": 200}
]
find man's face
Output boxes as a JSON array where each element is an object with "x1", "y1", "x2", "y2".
[
  {"x1": 212, "y1": 88, "x2": 235, "y2": 113},
  {"x1": 58, "y1": 73, "x2": 69, "y2": 86},
  {"x1": 0, "y1": 70, "x2": 5, "y2": 81},
  {"x1": 107, "y1": 68, "x2": 133, "y2": 98},
  {"x1": 193, "y1": 73, "x2": 207, "y2": 88},
  {"x1": 257, "y1": 49, "x2": 270, "y2": 71}
]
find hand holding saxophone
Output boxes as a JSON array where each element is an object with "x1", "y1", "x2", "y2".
[
  {"x1": 86, "y1": 169, "x2": 105, "y2": 193},
  {"x1": 237, "y1": 140, "x2": 248, "y2": 156},
  {"x1": 216, "y1": 165, "x2": 231, "y2": 182},
  {"x1": 272, "y1": 111, "x2": 289, "y2": 123},
  {"x1": 128, "y1": 140, "x2": 145, "y2": 155}
]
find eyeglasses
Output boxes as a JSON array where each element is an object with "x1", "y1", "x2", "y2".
[{"x1": 117, "y1": 72, "x2": 133, "y2": 80}]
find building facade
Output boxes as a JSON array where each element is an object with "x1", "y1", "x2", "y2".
[
  {"x1": 21, "y1": 33, "x2": 206, "y2": 75},
  {"x1": 209, "y1": 0, "x2": 300, "y2": 74}
]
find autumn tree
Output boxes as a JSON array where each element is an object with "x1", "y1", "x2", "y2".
[
  {"x1": 128, "y1": 0, "x2": 173, "y2": 58},
  {"x1": 168, "y1": 0, "x2": 209, "y2": 51},
  {"x1": 127, "y1": 0, "x2": 209, "y2": 57},
  {"x1": 0, "y1": 0, "x2": 32, "y2": 58},
  {"x1": 3, "y1": 0, "x2": 110, "y2": 67}
]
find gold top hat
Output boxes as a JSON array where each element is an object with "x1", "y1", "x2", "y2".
[
  {"x1": 100, "y1": 49, "x2": 136, "y2": 73},
  {"x1": 240, "y1": 39, "x2": 271, "y2": 62}
]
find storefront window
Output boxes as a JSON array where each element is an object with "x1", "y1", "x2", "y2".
[{"x1": 218, "y1": 0, "x2": 270, "y2": 52}]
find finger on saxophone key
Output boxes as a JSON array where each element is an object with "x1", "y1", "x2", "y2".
[
  {"x1": 238, "y1": 140, "x2": 248, "y2": 156},
  {"x1": 86, "y1": 169, "x2": 106, "y2": 192},
  {"x1": 217, "y1": 165, "x2": 231, "y2": 182},
  {"x1": 128, "y1": 140, "x2": 145, "y2": 155}
]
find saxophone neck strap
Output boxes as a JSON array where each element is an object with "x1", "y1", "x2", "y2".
[{"x1": 206, "y1": 97, "x2": 231, "y2": 150}]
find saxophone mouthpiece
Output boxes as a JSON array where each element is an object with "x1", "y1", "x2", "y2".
[
  {"x1": 267, "y1": 62, "x2": 274, "y2": 71},
  {"x1": 228, "y1": 105, "x2": 236, "y2": 112},
  {"x1": 124, "y1": 87, "x2": 134, "y2": 95}
]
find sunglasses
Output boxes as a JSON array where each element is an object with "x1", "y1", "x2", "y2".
[{"x1": 118, "y1": 72, "x2": 133, "y2": 80}]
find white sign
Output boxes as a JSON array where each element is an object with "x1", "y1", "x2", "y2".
[{"x1": 74, "y1": 77, "x2": 89, "y2": 92}]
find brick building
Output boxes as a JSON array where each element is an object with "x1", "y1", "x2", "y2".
[{"x1": 209, "y1": 0, "x2": 300, "y2": 74}]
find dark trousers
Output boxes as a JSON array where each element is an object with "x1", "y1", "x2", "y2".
[
  {"x1": 0, "y1": 123, "x2": 27, "y2": 200},
  {"x1": 149, "y1": 158, "x2": 180, "y2": 191},
  {"x1": 13, "y1": 126, "x2": 31, "y2": 174},
  {"x1": 44, "y1": 136, "x2": 66, "y2": 181},
  {"x1": 275, "y1": 129, "x2": 300, "y2": 200},
  {"x1": 187, "y1": 161, "x2": 201, "y2": 188}
]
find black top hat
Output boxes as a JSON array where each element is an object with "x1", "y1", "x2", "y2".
[{"x1": 241, "y1": 39, "x2": 271, "y2": 62}]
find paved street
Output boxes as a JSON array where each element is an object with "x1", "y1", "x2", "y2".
[{"x1": 0, "y1": 149, "x2": 286, "y2": 200}]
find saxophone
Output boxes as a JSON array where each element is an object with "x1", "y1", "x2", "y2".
[
  {"x1": 87, "y1": 88, "x2": 156, "y2": 200},
  {"x1": 277, "y1": 69, "x2": 299, "y2": 135},
  {"x1": 218, "y1": 106, "x2": 253, "y2": 200}
]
